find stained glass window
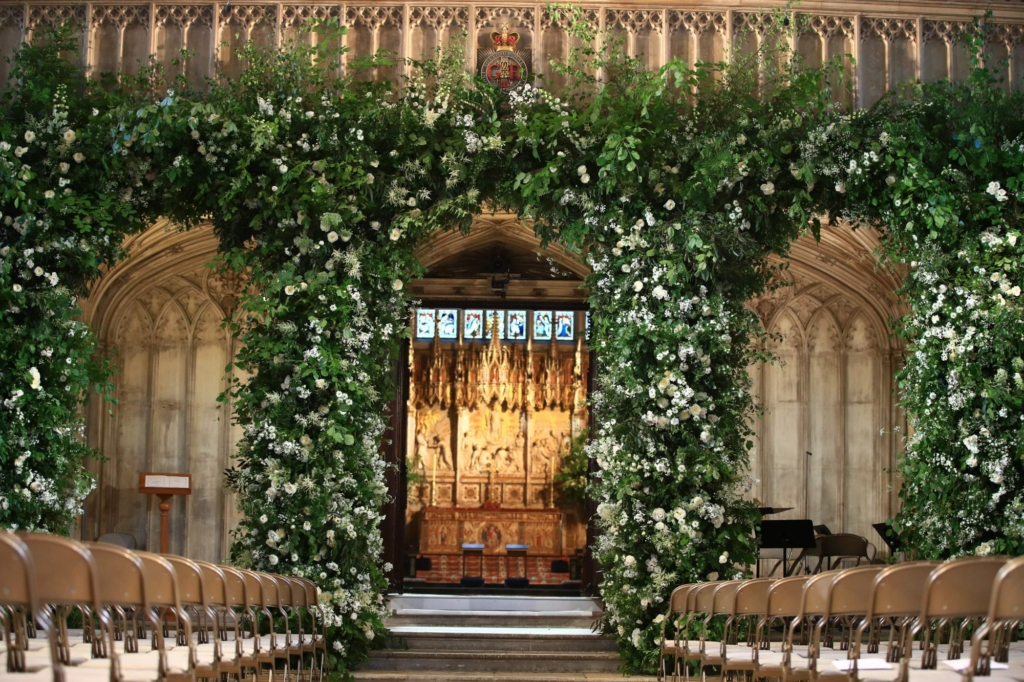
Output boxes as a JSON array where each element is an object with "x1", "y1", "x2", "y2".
[
  {"x1": 415, "y1": 309, "x2": 436, "y2": 339},
  {"x1": 464, "y1": 309, "x2": 484, "y2": 340},
  {"x1": 533, "y1": 311, "x2": 552, "y2": 340},
  {"x1": 484, "y1": 310, "x2": 506, "y2": 339},
  {"x1": 437, "y1": 309, "x2": 458, "y2": 339},
  {"x1": 507, "y1": 310, "x2": 527, "y2": 340},
  {"x1": 555, "y1": 311, "x2": 575, "y2": 340}
]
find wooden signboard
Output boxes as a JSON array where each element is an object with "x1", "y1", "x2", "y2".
[{"x1": 139, "y1": 472, "x2": 192, "y2": 554}]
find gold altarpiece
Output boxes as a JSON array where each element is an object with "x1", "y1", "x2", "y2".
[{"x1": 405, "y1": 312, "x2": 588, "y2": 565}]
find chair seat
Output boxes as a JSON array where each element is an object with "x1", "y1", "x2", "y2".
[{"x1": 662, "y1": 639, "x2": 703, "y2": 653}]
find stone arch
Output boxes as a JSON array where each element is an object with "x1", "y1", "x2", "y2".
[
  {"x1": 748, "y1": 225, "x2": 906, "y2": 551},
  {"x1": 81, "y1": 221, "x2": 243, "y2": 561}
]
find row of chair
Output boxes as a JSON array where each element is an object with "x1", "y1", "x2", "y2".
[
  {"x1": 657, "y1": 556, "x2": 1024, "y2": 682},
  {"x1": 0, "y1": 531, "x2": 328, "y2": 681}
]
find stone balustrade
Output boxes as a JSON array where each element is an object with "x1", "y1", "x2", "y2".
[{"x1": 0, "y1": 1, "x2": 1023, "y2": 105}]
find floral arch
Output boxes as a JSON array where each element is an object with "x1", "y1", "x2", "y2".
[{"x1": 2, "y1": 18, "x2": 1024, "y2": 675}]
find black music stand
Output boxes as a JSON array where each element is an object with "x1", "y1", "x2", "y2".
[
  {"x1": 759, "y1": 519, "x2": 817, "y2": 577},
  {"x1": 873, "y1": 522, "x2": 902, "y2": 553}
]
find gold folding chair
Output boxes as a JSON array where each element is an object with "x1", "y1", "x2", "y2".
[
  {"x1": 676, "y1": 582, "x2": 721, "y2": 681},
  {"x1": 755, "y1": 575, "x2": 810, "y2": 681},
  {"x1": 0, "y1": 532, "x2": 37, "y2": 674},
  {"x1": 295, "y1": 578, "x2": 327, "y2": 680},
  {"x1": 657, "y1": 584, "x2": 694, "y2": 682}
]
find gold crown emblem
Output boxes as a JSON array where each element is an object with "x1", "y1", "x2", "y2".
[{"x1": 490, "y1": 22, "x2": 520, "y2": 52}]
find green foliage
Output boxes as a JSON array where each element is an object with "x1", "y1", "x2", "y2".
[
  {"x1": 0, "y1": 25, "x2": 152, "y2": 533},
  {"x1": 553, "y1": 429, "x2": 589, "y2": 507}
]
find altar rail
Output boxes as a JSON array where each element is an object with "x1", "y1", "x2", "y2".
[{"x1": 1, "y1": 1, "x2": 1024, "y2": 104}]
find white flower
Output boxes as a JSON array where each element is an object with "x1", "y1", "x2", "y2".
[
  {"x1": 284, "y1": 285, "x2": 297, "y2": 296},
  {"x1": 303, "y1": 521, "x2": 311, "y2": 531},
  {"x1": 707, "y1": 572, "x2": 719, "y2": 581},
  {"x1": 63, "y1": 129, "x2": 76, "y2": 144},
  {"x1": 652, "y1": 508, "x2": 666, "y2": 522},
  {"x1": 14, "y1": 147, "x2": 25, "y2": 158},
  {"x1": 632, "y1": 281, "x2": 643, "y2": 293},
  {"x1": 581, "y1": 173, "x2": 590, "y2": 184},
  {"x1": 43, "y1": 190, "x2": 55, "y2": 200},
  {"x1": 283, "y1": 482, "x2": 298, "y2": 495},
  {"x1": 760, "y1": 182, "x2": 775, "y2": 196},
  {"x1": 689, "y1": 404, "x2": 702, "y2": 417},
  {"x1": 577, "y1": 165, "x2": 587, "y2": 176},
  {"x1": 390, "y1": 228, "x2": 402, "y2": 241},
  {"x1": 963, "y1": 434, "x2": 980, "y2": 454},
  {"x1": 24, "y1": 131, "x2": 35, "y2": 143},
  {"x1": 279, "y1": 164, "x2": 288, "y2": 174},
  {"x1": 652, "y1": 285, "x2": 669, "y2": 300},
  {"x1": 700, "y1": 431, "x2": 711, "y2": 442},
  {"x1": 268, "y1": 554, "x2": 280, "y2": 566},
  {"x1": 33, "y1": 267, "x2": 43, "y2": 276},
  {"x1": 406, "y1": 197, "x2": 417, "y2": 207},
  {"x1": 305, "y1": 111, "x2": 314, "y2": 118},
  {"x1": 0, "y1": 141, "x2": 8, "y2": 151},
  {"x1": 835, "y1": 182, "x2": 846, "y2": 194},
  {"x1": 886, "y1": 175, "x2": 896, "y2": 186},
  {"x1": 327, "y1": 231, "x2": 339, "y2": 243},
  {"x1": 623, "y1": 555, "x2": 636, "y2": 566},
  {"x1": 736, "y1": 134, "x2": 746, "y2": 145},
  {"x1": 59, "y1": 162, "x2": 69, "y2": 173},
  {"x1": 664, "y1": 199, "x2": 676, "y2": 210},
  {"x1": 392, "y1": 279, "x2": 404, "y2": 291},
  {"x1": 12, "y1": 284, "x2": 22, "y2": 293},
  {"x1": 259, "y1": 514, "x2": 268, "y2": 523},
  {"x1": 28, "y1": 367, "x2": 42, "y2": 391},
  {"x1": 366, "y1": 173, "x2": 374, "y2": 184},
  {"x1": 719, "y1": 552, "x2": 729, "y2": 564}
]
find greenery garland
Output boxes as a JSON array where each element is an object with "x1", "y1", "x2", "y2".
[{"x1": 2, "y1": 13, "x2": 1023, "y2": 677}]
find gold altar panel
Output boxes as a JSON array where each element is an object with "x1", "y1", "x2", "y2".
[{"x1": 419, "y1": 508, "x2": 563, "y2": 555}]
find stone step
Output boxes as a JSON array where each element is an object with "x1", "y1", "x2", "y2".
[
  {"x1": 387, "y1": 613, "x2": 599, "y2": 628},
  {"x1": 387, "y1": 628, "x2": 618, "y2": 653},
  {"x1": 351, "y1": 673, "x2": 658, "y2": 682},
  {"x1": 357, "y1": 650, "x2": 624, "y2": 674}
]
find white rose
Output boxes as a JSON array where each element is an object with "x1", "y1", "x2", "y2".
[
  {"x1": 633, "y1": 280, "x2": 643, "y2": 292},
  {"x1": 392, "y1": 279, "x2": 404, "y2": 291},
  {"x1": 24, "y1": 131, "x2": 35, "y2": 143},
  {"x1": 577, "y1": 165, "x2": 587, "y2": 175},
  {"x1": 268, "y1": 555, "x2": 279, "y2": 566},
  {"x1": 59, "y1": 162, "x2": 69, "y2": 174},
  {"x1": 390, "y1": 228, "x2": 402, "y2": 241},
  {"x1": 284, "y1": 285, "x2": 297, "y2": 296},
  {"x1": 63, "y1": 129, "x2": 76, "y2": 143},
  {"x1": 279, "y1": 164, "x2": 288, "y2": 174},
  {"x1": 327, "y1": 231, "x2": 339, "y2": 243},
  {"x1": 664, "y1": 199, "x2": 676, "y2": 210},
  {"x1": 259, "y1": 514, "x2": 268, "y2": 523},
  {"x1": 623, "y1": 555, "x2": 636, "y2": 566},
  {"x1": 366, "y1": 173, "x2": 374, "y2": 184},
  {"x1": 760, "y1": 182, "x2": 775, "y2": 196},
  {"x1": 12, "y1": 284, "x2": 23, "y2": 292},
  {"x1": 835, "y1": 182, "x2": 846, "y2": 194},
  {"x1": 581, "y1": 173, "x2": 590, "y2": 184},
  {"x1": 886, "y1": 175, "x2": 896, "y2": 186},
  {"x1": 652, "y1": 508, "x2": 666, "y2": 522},
  {"x1": 707, "y1": 572, "x2": 719, "y2": 581}
]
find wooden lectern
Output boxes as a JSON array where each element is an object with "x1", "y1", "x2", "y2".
[{"x1": 138, "y1": 473, "x2": 191, "y2": 554}]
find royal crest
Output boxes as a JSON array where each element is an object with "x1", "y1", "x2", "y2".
[{"x1": 479, "y1": 22, "x2": 528, "y2": 91}]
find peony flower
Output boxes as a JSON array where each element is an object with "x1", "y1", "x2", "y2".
[
  {"x1": 581, "y1": 173, "x2": 590, "y2": 184},
  {"x1": 623, "y1": 555, "x2": 636, "y2": 566},
  {"x1": 327, "y1": 231, "x2": 339, "y2": 243},
  {"x1": 24, "y1": 131, "x2": 35, "y2": 143},
  {"x1": 63, "y1": 129, "x2": 76, "y2": 143},
  {"x1": 664, "y1": 199, "x2": 676, "y2": 210},
  {"x1": 284, "y1": 285, "x2": 297, "y2": 296},
  {"x1": 760, "y1": 182, "x2": 775, "y2": 196},
  {"x1": 268, "y1": 554, "x2": 279, "y2": 566},
  {"x1": 577, "y1": 165, "x2": 587, "y2": 176},
  {"x1": 392, "y1": 279, "x2": 404, "y2": 291},
  {"x1": 14, "y1": 147, "x2": 26, "y2": 158},
  {"x1": 72, "y1": 152, "x2": 83, "y2": 162},
  {"x1": 390, "y1": 228, "x2": 402, "y2": 241},
  {"x1": 632, "y1": 280, "x2": 643, "y2": 292},
  {"x1": 652, "y1": 508, "x2": 666, "y2": 522},
  {"x1": 689, "y1": 404, "x2": 702, "y2": 416}
]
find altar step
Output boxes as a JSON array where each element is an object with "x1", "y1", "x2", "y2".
[{"x1": 352, "y1": 596, "x2": 657, "y2": 681}]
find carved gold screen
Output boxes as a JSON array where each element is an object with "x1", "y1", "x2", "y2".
[{"x1": 405, "y1": 308, "x2": 588, "y2": 575}]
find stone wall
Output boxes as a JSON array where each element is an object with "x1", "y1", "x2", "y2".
[{"x1": 1, "y1": 2, "x2": 1023, "y2": 101}]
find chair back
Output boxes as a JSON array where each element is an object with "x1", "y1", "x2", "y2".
[
  {"x1": 692, "y1": 582, "x2": 720, "y2": 615},
  {"x1": 923, "y1": 557, "x2": 1007, "y2": 620},
  {"x1": 19, "y1": 533, "x2": 101, "y2": 610},
  {"x1": 668, "y1": 585, "x2": 692, "y2": 614},
  {"x1": 85, "y1": 542, "x2": 148, "y2": 608},
  {"x1": 798, "y1": 571, "x2": 835, "y2": 618},
  {"x1": 258, "y1": 572, "x2": 282, "y2": 611},
  {"x1": 867, "y1": 562, "x2": 937, "y2": 619},
  {"x1": 990, "y1": 556, "x2": 1024, "y2": 621},
  {"x1": 0, "y1": 532, "x2": 36, "y2": 612},
  {"x1": 819, "y1": 534, "x2": 870, "y2": 566},
  {"x1": 766, "y1": 576, "x2": 809, "y2": 618},
  {"x1": 219, "y1": 566, "x2": 248, "y2": 608},
  {"x1": 733, "y1": 578, "x2": 774, "y2": 616},
  {"x1": 195, "y1": 561, "x2": 228, "y2": 607},
  {"x1": 95, "y1": 533, "x2": 137, "y2": 550},
  {"x1": 711, "y1": 581, "x2": 742, "y2": 615},
  {"x1": 165, "y1": 556, "x2": 206, "y2": 609},
  {"x1": 239, "y1": 569, "x2": 264, "y2": 610},
  {"x1": 827, "y1": 565, "x2": 884, "y2": 617},
  {"x1": 287, "y1": 578, "x2": 308, "y2": 609},
  {"x1": 134, "y1": 552, "x2": 181, "y2": 611}
]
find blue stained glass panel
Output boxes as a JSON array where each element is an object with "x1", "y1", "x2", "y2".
[
  {"x1": 437, "y1": 309, "x2": 458, "y2": 339},
  {"x1": 415, "y1": 309, "x2": 436, "y2": 339},
  {"x1": 533, "y1": 311, "x2": 552, "y2": 340},
  {"x1": 507, "y1": 310, "x2": 527, "y2": 340},
  {"x1": 555, "y1": 311, "x2": 574, "y2": 340}
]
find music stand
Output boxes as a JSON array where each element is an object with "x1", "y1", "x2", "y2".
[
  {"x1": 872, "y1": 523, "x2": 902, "y2": 552},
  {"x1": 813, "y1": 525, "x2": 832, "y2": 536},
  {"x1": 759, "y1": 520, "x2": 817, "y2": 577},
  {"x1": 758, "y1": 507, "x2": 794, "y2": 516}
]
